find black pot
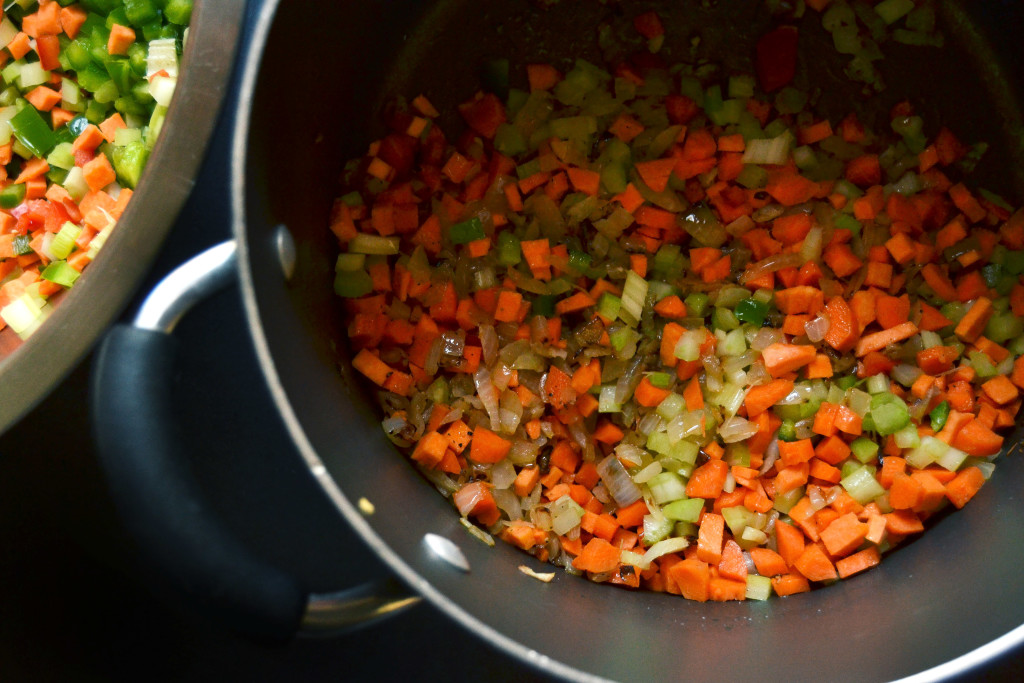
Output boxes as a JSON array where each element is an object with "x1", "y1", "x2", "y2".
[
  {"x1": 0, "y1": 0, "x2": 245, "y2": 433},
  {"x1": 94, "y1": 1, "x2": 1024, "y2": 681}
]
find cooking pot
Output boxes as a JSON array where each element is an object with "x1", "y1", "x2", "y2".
[
  {"x1": 0, "y1": 0, "x2": 245, "y2": 433},
  {"x1": 92, "y1": 1, "x2": 1024, "y2": 680}
]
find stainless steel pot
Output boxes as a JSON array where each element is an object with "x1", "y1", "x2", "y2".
[
  {"x1": 0, "y1": 0, "x2": 245, "y2": 433},
  {"x1": 93, "y1": 1, "x2": 1024, "y2": 680}
]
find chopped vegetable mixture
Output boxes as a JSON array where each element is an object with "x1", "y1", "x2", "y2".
[
  {"x1": 0, "y1": 0, "x2": 190, "y2": 337},
  {"x1": 331, "y1": 6, "x2": 1023, "y2": 602}
]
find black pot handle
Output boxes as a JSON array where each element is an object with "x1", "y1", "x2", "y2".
[{"x1": 91, "y1": 241, "x2": 418, "y2": 642}]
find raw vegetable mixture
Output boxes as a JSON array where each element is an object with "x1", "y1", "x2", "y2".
[
  {"x1": 331, "y1": 5, "x2": 1024, "y2": 601},
  {"x1": 0, "y1": 0, "x2": 190, "y2": 337}
]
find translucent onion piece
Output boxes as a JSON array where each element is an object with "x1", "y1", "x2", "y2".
[
  {"x1": 424, "y1": 338, "x2": 442, "y2": 376},
  {"x1": 776, "y1": 383, "x2": 813, "y2": 405},
  {"x1": 741, "y1": 251, "x2": 803, "y2": 284},
  {"x1": 719, "y1": 416, "x2": 759, "y2": 443},
  {"x1": 808, "y1": 485, "x2": 827, "y2": 511},
  {"x1": 614, "y1": 355, "x2": 645, "y2": 406},
  {"x1": 614, "y1": 443, "x2": 646, "y2": 468},
  {"x1": 804, "y1": 312, "x2": 831, "y2": 343},
  {"x1": 892, "y1": 363, "x2": 923, "y2": 387},
  {"x1": 479, "y1": 324, "x2": 499, "y2": 368},
  {"x1": 596, "y1": 454, "x2": 642, "y2": 507},
  {"x1": 750, "y1": 328, "x2": 784, "y2": 351},
  {"x1": 632, "y1": 461, "x2": 663, "y2": 484},
  {"x1": 473, "y1": 366, "x2": 502, "y2": 429},
  {"x1": 441, "y1": 330, "x2": 465, "y2": 358},
  {"x1": 638, "y1": 537, "x2": 690, "y2": 570},
  {"x1": 508, "y1": 438, "x2": 543, "y2": 466},
  {"x1": 800, "y1": 226, "x2": 823, "y2": 263},
  {"x1": 491, "y1": 487, "x2": 522, "y2": 521},
  {"x1": 759, "y1": 437, "x2": 780, "y2": 475},
  {"x1": 794, "y1": 419, "x2": 815, "y2": 440}
]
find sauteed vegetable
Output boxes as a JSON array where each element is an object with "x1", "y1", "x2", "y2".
[
  {"x1": 0, "y1": 0, "x2": 189, "y2": 337},
  {"x1": 331, "y1": 8, "x2": 1022, "y2": 601}
]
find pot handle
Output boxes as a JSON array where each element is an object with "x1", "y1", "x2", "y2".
[{"x1": 91, "y1": 241, "x2": 419, "y2": 641}]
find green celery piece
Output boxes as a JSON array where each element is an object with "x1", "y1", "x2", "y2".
[
  {"x1": 662, "y1": 498, "x2": 704, "y2": 524},
  {"x1": 496, "y1": 230, "x2": 521, "y2": 265},
  {"x1": 10, "y1": 106, "x2": 57, "y2": 157},
  {"x1": 850, "y1": 437, "x2": 879, "y2": 464},
  {"x1": 164, "y1": 0, "x2": 195, "y2": 26},
  {"x1": 684, "y1": 292, "x2": 709, "y2": 317},
  {"x1": 41, "y1": 261, "x2": 81, "y2": 288},
  {"x1": 334, "y1": 269, "x2": 373, "y2": 298}
]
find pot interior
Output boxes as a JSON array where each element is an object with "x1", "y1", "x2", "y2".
[{"x1": 237, "y1": 1, "x2": 1024, "y2": 680}]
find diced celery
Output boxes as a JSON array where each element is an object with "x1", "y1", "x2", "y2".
[
  {"x1": 643, "y1": 514, "x2": 675, "y2": 546},
  {"x1": 850, "y1": 437, "x2": 879, "y2": 464},
  {"x1": 550, "y1": 495, "x2": 585, "y2": 535},
  {"x1": 599, "y1": 385, "x2": 622, "y2": 413},
  {"x1": 720, "y1": 328, "x2": 747, "y2": 356},
  {"x1": 935, "y1": 445, "x2": 968, "y2": 472},
  {"x1": 674, "y1": 329, "x2": 703, "y2": 362},
  {"x1": 648, "y1": 472, "x2": 688, "y2": 504},
  {"x1": 49, "y1": 222, "x2": 82, "y2": 260},
  {"x1": 646, "y1": 431, "x2": 672, "y2": 456},
  {"x1": 713, "y1": 382, "x2": 745, "y2": 416},
  {"x1": 349, "y1": 233, "x2": 399, "y2": 255},
  {"x1": 875, "y1": 0, "x2": 915, "y2": 24},
  {"x1": 40, "y1": 260, "x2": 80, "y2": 288},
  {"x1": 746, "y1": 574, "x2": 773, "y2": 601},
  {"x1": 869, "y1": 397, "x2": 910, "y2": 436},
  {"x1": 773, "y1": 485, "x2": 803, "y2": 514},
  {"x1": 722, "y1": 506, "x2": 753, "y2": 536},
  {"x1": 619, "y1": 270, "x2": 648, "y2": 327},
  {"x1": 662, "y1": 497, "x2": 704, "y2": 523},
  {"x1": 672, "y1": 440, "x2": 699, "y2": 465},
  {"x1": 905, "y1": 435, "x2": 948, "y2": 469},
  {"x1": 685, "y1": 292, "x2": 710, "y2": 317},
  {"x1": 893, "y1": 422, "x2": 920, "y2": 450},
  {"x1": 866, "y1": 374, "x2": 889, "y2": 394},
  {"x1": 841, "y1": 465, "x2": 886, "y2": 504},
  {"x1": 657, "y1": 393, "x2": 686, "y2": 420}
]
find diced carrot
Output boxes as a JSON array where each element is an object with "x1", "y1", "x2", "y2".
[
  {"x1": 468, "y1": 426, "x2": 512, "y2": 464},
  {"x1": 945, "y1": 466, "x2": 986, "y2": 509},
  {"x1": 696, "y1": 513, "x2": 725, "y2": 564},
  {"x1": 954, "y1": 297, "x2": 994, "y2": 343},
  {"x1": 793, "y1": 544, "x2": 837, "y2": 582},
  {"x1": 761, "y1": 342, "x2": 817, "y2": 376},
  {"x1": 573, "y1": 537, "x2": 621, "y2": 574},
  {"x1": 744, "y1": 379, "x2": 794, "y2": 418},
  {"x1": 854, "y1": 321, "x2": 919, "y2": 357},
  {"x1": 107, "y1": 24, "x2": 136, "y2": 55},
  {"x1": 835, "y1": 546, "x2": 880, "y2": 579}
]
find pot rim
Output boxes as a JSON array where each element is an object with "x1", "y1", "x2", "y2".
[
  {"x1": 0, "y1": 0, "x2": 247, "y2": 434},
  {"x1": 229, "y1": 2, "x2": 1024, "y2": 681}
]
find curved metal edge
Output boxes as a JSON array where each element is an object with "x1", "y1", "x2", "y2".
[
  {"x1": 229, "y1": 2, "x2": 607, "y2": 681},
  {"x1": 134, "y1": 241, "x2": 238, "y2": 333},
  {"x1": 229, "y1": 4, "x2": 1024, "y2": 683},
  {"x1": 301, "y1": 579, "x2": 422, "y2": 637},
  {"x1": 0, "y1": 0, "x2": 246, "y2": 435}
]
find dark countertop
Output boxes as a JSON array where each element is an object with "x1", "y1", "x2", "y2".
[{"x1": 0, "y1": 2, "x2": 1022, "y2": 680}]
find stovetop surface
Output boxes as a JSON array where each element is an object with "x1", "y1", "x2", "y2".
[{"x1": 0, "y1": 2, "x2": 1021, "y2": 681}]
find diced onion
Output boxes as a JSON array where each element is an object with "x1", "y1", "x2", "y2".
[
  {"x1": 719, "y1": 416, "x2": 759, "y2": 443},
  {"x1": 597, "y1": 454, "x2": 642, "y2": 507},
  {"x1": 804, "y1": 312, "x2": 831, "y2": 343}
]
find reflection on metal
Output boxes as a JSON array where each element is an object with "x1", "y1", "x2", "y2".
[
  {"x1": 274, "y1": 224, "x2": 296, "y2": 282},
  {"x1": 424, "y1": 533, "x2": 470, "y2": 573},
  {"x1": 300, "y1": 579, "x2": 421, "y2": 637},
  {"x1": 133, "y1": 241, "x2": 238, "y2": 333}
]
